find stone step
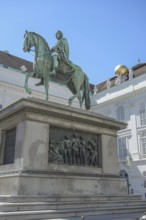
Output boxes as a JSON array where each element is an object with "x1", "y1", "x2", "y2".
[
  {"x1": 43, "y1": 212, "x2": 146, "y2": 220},
  {"x1": 0, "y1": 200, "x2": 146, "y2": 212},
  {"x1": 0, "y1": 205, "x2": 145, "y2": 220},
  {"x1": 0, "y1": 194, "x2": 142, "y2": 203}
]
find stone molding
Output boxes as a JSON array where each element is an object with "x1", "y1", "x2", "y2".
[
  {"x1": 0, "y1": 169, "x2": 122, "y2": 179},
  {"x1": 0, "y1": 98, "x2": 126, "y2": 132}
]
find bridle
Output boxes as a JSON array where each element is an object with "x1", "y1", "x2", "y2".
[{"x1": 25, "y1": 33, "x2": 51, "y2": 55}]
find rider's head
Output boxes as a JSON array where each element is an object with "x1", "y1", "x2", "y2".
[{"x1": 56, "y1": 30, "x2": 63, "y2": 39}]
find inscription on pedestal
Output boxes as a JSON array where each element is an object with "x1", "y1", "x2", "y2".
[{"x1": 49, "y1": 127, "x2": 102, "y2": 167}]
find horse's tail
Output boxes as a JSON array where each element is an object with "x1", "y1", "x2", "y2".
[{"x1": 83, "y1": 74, "x2": 91, "y2": 110}]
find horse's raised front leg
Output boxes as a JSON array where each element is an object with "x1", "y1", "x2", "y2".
[{"x1": 25, "y1": 72, "x2": 34, "y2": 94}]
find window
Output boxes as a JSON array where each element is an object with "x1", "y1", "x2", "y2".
[
  {"x1": 139, "y1": 107, "x2": 146, "y2": 126},
  {"x1": 143, "y1": 171, "x2": 146, "y2": 188},
  {"x1": 140, "y1": 131, "x2": 146, "y2": 156},
  {"x1": 3, "y1": 128, "x2": 16, "y2": 165},
  {"x1": 117, "y1": 106, "x2": 125, "y2": 122},
  {"x1": 118, "y1": 138, "x2": 127, "y2": 159}
]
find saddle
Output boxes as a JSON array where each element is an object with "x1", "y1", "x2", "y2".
[{"x1": 53, "y1": 61, "x2": 75, "y2": 84}]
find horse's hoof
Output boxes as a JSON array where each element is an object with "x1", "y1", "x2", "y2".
[
  {"x1": 68, "y1": 102, "x2": 72, "y2": 106},
  {"x1": 35, "y1": 81, "x2": 44, "y2": 86},
  {"x1": 27, "y1": 89, "x2": 32, "y2": 94}
]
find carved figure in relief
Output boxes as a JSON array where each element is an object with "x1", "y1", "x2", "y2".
[
  {"x1": 49, "y1": 140, "x2": 63, "y2": 162},
  {"x1": 59, "y1": 135, "x2": 71, "y2": 164},
  {"x1": 88, "y1": 138, "x2": 98, "y2": 166},
  {"x1": 71, "y1": 133, "x2": 80, "y2": 165},
  {"x1": 79, "y1": 136, "x2": 86, "y2": 165}
]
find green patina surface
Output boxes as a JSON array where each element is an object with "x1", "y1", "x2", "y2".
[{"x1": 23, "y1": 30, "x2": 91, "y2": 110}]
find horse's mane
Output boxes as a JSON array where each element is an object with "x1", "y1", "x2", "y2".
[{"x1": 30, "y1": 31, "x2": 50, "y2": 52}]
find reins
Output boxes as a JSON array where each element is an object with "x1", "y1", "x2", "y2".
[{"x1": 29, "y1": 49, "x2": 51, "y2": 55}]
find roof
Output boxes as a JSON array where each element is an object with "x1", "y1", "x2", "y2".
[
  {"x1": 95, "y1": 63, "x2": 146, "y2": 93},
  {"x1": 132, "y1": 63, "x2": 146, "y2": 70},
  {"x1": 0, "y1": 50, "x2": 33, "y2": 72}
]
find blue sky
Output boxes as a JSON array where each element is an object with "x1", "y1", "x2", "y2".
[{"x1": 1, "y1": 0, "x2": 146, "y2": 84}]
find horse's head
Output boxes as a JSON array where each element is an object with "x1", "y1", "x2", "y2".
[{"x1": 23, "y1": 31, "x2": 35, "y2": 52}]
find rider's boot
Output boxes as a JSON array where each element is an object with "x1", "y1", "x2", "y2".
[
  {"x1": 50, "y1": 54, "x2": 58, "y2": 76},
  {"x1": 49, "y1": 67, "x2": 57, "y2": 76},
  {"x1": 35, "y1": 78, "x2": 44, "y2": 86}
]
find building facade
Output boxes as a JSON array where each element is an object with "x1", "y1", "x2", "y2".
[{"x1": 91, "y1": 64, "x2": 146, "y2": 197}]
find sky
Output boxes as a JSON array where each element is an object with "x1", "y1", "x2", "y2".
[{"x1": 1, "y1": 0, "x2": 146, "y2": 85}]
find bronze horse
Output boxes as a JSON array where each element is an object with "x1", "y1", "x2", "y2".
[{"x1": 23, "y1": 31, "x2": 90, "y2": 110}]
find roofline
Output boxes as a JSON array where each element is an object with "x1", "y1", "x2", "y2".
[{"x1": 132, "y1": 63, "x2": 146, "y2": 70}]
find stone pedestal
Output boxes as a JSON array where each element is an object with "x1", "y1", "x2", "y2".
[{"x1": 0, "y1": 98, "x2": 127, "y2": 196}]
